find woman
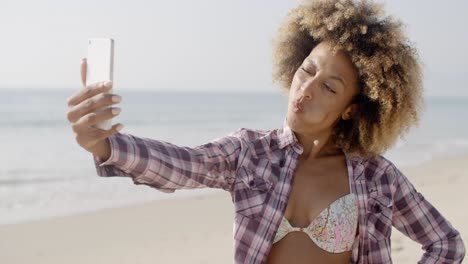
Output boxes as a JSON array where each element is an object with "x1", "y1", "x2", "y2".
[{"x1": 66, "y1": 0, "x2": 465, "y2": 263}]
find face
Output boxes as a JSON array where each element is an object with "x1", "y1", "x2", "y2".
[{"x1": 287, "y1": 41, "x2": 360, "y2": 134}]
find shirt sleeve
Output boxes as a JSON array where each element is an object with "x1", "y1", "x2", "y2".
[
  {"x1": 389, "y1": 164, "x2": 466, "y2": 263},
  {"x1": 92, "y1": 128, "x2": 246, "y2": 193}
]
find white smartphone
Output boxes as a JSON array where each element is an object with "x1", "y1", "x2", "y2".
[{"x1": 86, "y1": 38, "x2": 115, "y2": 130}]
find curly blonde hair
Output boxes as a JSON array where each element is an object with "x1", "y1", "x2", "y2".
[{"x1": 272, "y1": 0, "x2": 424, "y2": 157}]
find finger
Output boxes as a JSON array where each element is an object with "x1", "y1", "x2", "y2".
[
  {"x1": 67, "y1": 80, "x2": 113, "y2": 107},
  {"x1": 81, "y1": 58, "x2": 87, "y2": 87},
  {"x1": 94, "y1": 123, "x2": 125, "y2": 143},
  {"x1": 75, "y1": 105, "x2": 121, "y2": 129},
  {"x1": 97, "y1": 123, "x2": 124, "y2": 136},
  {"x1": 67, "y1": 92, "x2": 120, "y2": 123}
]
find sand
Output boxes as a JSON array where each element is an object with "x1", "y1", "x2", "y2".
[{"x1": 1, "y1": 154, "x2": 467, "y2": 264}]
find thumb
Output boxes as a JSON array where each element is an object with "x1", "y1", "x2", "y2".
[{"x1": 102, "y1": 123, "x2": 125, "y2": 139}]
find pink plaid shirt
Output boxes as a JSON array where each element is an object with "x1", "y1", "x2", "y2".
[{"x1": 93, "y1": 119, "x2": 465, "y2": 263}]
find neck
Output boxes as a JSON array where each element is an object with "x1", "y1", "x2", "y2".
[{"x1": 294, "y1": 128, "x2": 342, "y2": 162}]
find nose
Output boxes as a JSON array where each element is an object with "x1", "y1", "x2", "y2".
[{"x1": 298, "y1": 75, "x2": 320, "y2": 100}]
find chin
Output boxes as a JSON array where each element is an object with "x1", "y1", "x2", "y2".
[
  {"x1": 286, "y1": 112, "x2": 304, "y2": 128},
  {"x1": 287, "y1": 112, "x2": 323, "y2": 129}
]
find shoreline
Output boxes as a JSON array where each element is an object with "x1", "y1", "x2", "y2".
[{"x1": 0, "y1": 154, "x2": 467, "y2": 263}]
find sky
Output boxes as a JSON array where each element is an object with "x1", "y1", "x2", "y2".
[{"x1": 1, "y1": 0, "x2": 467, "y2": 96}]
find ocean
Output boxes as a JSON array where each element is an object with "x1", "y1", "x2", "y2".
[{"x1": 1, "y1": 89, "x2": 467, "y2": 225}]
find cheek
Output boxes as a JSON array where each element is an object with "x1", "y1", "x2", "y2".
[
  {"x1": 322, "y1": 102, "x2": 347, "y2": 123},
  {"x1": 288, "y1": 77, "x2": 300, "y2": 99},
  {"x1": 290, "y1": 71, "x2": 302, "y2": 90},
  {"x1": 307, "y1": 101, "x2": 341, "y2": 122}
]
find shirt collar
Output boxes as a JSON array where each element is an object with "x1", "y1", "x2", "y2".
[{"x1": 277, "y1": 116, "x2": 302, "y2": 153}]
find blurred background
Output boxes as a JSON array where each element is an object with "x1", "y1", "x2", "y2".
[
  {"x1": 1, "y1": 0, "x2": 468, "y2": 226},
  {"x1": 0, "y1": 0, "x2": 467, "y2": 263}
]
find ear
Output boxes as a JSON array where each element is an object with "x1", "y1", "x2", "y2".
[{"x1": 341, "y1": 103, "x2": 358, "y2": 120}]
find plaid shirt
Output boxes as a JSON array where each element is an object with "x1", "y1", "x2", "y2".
[{"x1": 93, "y1": 119, "x2": 465, "y2": 264}]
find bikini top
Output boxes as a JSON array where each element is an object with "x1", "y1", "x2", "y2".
[{"x1": 272, "y1": 193, "x2": 359, "y2": 253}]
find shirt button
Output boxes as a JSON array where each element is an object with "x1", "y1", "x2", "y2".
[{"x1": 373, "y1": 204, "x2": 381, "y2": 213}]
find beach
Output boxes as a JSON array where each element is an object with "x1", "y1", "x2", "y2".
[{"x1": 1, "y1": 154, "x2": 466, "y2": 264}]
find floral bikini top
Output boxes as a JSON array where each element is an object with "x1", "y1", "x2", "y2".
[{"x1": 273, "y1": 193, "x2": 359, "y2": 253}]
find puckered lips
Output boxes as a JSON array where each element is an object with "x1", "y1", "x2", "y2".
[{"x1": 292, "y1": 100, "x2": 304, "y2": 113}]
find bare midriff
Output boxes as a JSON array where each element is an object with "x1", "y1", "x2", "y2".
[{"x1": 266, "y1": 233, "x2": 353, "y2": 264}]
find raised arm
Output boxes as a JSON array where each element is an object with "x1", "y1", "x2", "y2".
[
  {"x1": 389, "y1": 165, "x2": 465, "y2": 263},
  {"x1": 93, "y1": 128, "x2": 246, "y2": 193}
]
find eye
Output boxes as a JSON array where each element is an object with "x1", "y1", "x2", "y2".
[
  {"x1": 323, "y1": 83, "x2": 336, "y2": 94},
  {"x1": 300, "y1": 67, "x2": 313, "y2": 75}
]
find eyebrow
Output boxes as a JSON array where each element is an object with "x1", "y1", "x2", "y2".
[{"x1": 307, "y1": 59, "x2": 346, "y2": 87}]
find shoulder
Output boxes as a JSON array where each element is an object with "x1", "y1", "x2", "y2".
[
  {"x1": 228, "y1": 127, "x2": 280, "y2": 158},
  {"x1": 228, "y1": 127, "x2": 274, "y2": 140},
  {"x1": 228, "y1": 128, "x2": 277, "y2": 147}
]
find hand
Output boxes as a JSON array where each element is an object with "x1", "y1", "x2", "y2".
[{"x1": 66, "y1": 58, "x2": 124, "y2": 157}]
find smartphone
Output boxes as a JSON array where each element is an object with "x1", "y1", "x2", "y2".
[{"x1": 86, "y1": 38, "x2": 115, "y2": 130}]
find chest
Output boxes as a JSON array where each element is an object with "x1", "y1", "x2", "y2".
[{"x1": 284, "y1": 157, "x2": 352, "y2": 227}]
